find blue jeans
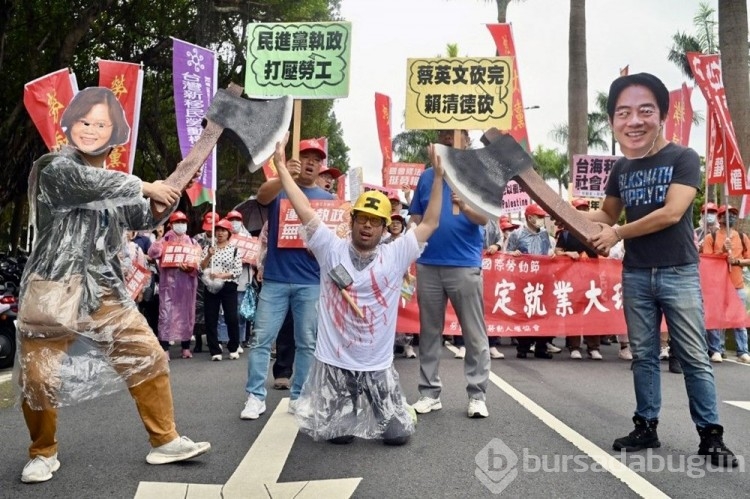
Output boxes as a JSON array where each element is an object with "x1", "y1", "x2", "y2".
[
  {"x1": 218, "y1": 291, "x2": 248, "y2": 343},
  {"x1": 706, "y1": 288, "x2": 749, "y2": 356},
  {"x1": 622, "y1": 264, "x2": 719, "y2": 427},
  {"x1": 245, "y1": 280, "x2": 319, "y2": 401}
]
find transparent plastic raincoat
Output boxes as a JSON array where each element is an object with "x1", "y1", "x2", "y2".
[{"x1": 15, "y1": 146, "x2": 175, "y2": 410}]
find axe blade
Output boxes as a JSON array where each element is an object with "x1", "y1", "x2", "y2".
[
  {"x1": 206, "y1": 91, "x2": 293, "y2": 172},
  {"x1": 438, "y1": 128, "x2": 606, "y2": 253}
]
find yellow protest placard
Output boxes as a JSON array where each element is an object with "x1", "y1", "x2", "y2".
[{"x1": 405, "y1": 57, "x2": 514, "y2": 130}]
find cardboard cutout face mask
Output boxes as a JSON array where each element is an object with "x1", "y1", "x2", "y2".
[{"x1": 61, "y1": 87, "x2": 131, "y2": 157}]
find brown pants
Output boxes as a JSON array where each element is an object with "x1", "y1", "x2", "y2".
[
  {"x1": 19, "y1": 294, "x2": 178, "y2": 458},
  {"x1": 566, "y1": 335, "x2": 602, "y2": 351}
]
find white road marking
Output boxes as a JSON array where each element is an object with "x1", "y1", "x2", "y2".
[
  {"x1": 135, "y1": 398, "x2": 361, "y2": 499},
  {"x1": 725, "y1": 401, "x2": 750, "y2": 412},
  {"x1": 445, "y1": 343, "x2": 669, "y2": 498}
]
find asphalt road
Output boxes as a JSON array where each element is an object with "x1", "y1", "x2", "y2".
[{"x1": 0, "y1": 340, "x2": 748, "y2": 498}]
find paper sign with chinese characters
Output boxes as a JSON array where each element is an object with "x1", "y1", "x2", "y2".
[
  {"x1": 245, "y1": 22, "x2": 351, "y2": 98},
  {"x1": 231, "y1": 234, "x2": 261, "y2": 265},
  {"x1": 572, "y1": 155, "x2": 619, "y2": 199},
  {"x1": 161, "y1": 242, "x2": 202, "y2": 268},
  {"x1": 277, "y1": 199, "x2": 352, "y2": 247},
  {"x1": 405, "y1": 57, "x2": 513, "y2": 130}
]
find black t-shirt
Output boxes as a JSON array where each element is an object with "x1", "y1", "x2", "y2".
[
  {"x1": 555, "y1": 230, "x2": 598, "y2": 258},
  {"x1": 604, "y1": 143, "x2": 700, "y2": 268}
]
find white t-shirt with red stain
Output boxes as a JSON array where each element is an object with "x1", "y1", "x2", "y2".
[{"x1": 304, "y1": 225, "x2": 421, "y2": 371}]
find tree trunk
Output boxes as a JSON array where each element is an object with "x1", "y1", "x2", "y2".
[
  {"x1": 496, "y1": 0, "x2": 512, "y2": 23},
  {"x1": 718, "y1": 0, "x2": 750, "y2": 213},
  {"x1": 568, "y1": 0, "x2": 588, "y2": 169}
]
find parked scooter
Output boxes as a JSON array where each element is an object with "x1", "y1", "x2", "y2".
[{"x1": 0, "y1": 292, "x2": 17, "y2": 369}]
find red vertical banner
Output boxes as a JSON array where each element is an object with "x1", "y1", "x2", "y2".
[
  {"x1": 23, "y1": 69, "x2": 78, "y2": 151},
  {"x1": 664, "y1": 83, "x2": 693, "y2": 146},
  {"x1": 486, "y1": 24, "x2": 530, "y2": 152},
  {"x1": 98, "y1": 60, "x2": 142, "y2": 173},
  {"x1": 705, "y1": 110, "x2": 724, "y2": 184},
  {"x1": 687, "y1": 52, "x2": 749, "y2": 195},
  {"x1": 374, "y1": 92, "x2": 393, "y2": 185}
]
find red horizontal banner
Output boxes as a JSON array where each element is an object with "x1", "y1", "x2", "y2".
[{"x1": 396, "y1": 254, "x2": 746, "y2": 336}]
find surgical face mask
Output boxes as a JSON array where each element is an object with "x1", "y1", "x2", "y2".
[
  {"x1": 533, "y1": 217, "x2": 545, "y2": 229},
  {"x1": 173, "y1": 223, "x2": 187, "y2": 235},
  {"x1": 706, "y1": 213, "x2": 717, "y2": 224},
  {"x1": 231, "y1": 221, "x2": 243, "y2": 233},
  {"x1": 728, "y1": 215, "x2": 738, "y2": 226}
]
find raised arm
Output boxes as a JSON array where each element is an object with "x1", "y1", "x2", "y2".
[
  {"x1": 273, "y1": 135, "x2": 317, "y2": 225},
  {"x1": 412, "y1": 144, "x2": 443, "y2": 244}
]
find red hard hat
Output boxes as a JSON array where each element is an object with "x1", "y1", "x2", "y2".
[
  {"x1": 702, "y1": 202, "x2": 719, "y2": 213},
  {"x1": 214, "y1": 218, "x2": 233, "y2": 233},
  {"x1": 525, "y1": 204, "x2": 548, "y2": 217},
  {"x1": 571, "y1": 198, "x2": 590, "y2": 209},
  {"x1": 168, "y1": 211, "x2": 188, "y2": 224},
  {"x1": 319, "y1": 167, "x2": 343, "y2": 179},
  {"x1": 299, "y1": 138, "x2": 327, "y2": 159},
  {"x1": 202, "y1": 212, "x2": 219, "y2": 232},
  {"x1": 226, "y1": 210, "x2": 243, "y2": 221},
  {"x1": 717, "y1": 205, "x2": 738, "y2": 216}
]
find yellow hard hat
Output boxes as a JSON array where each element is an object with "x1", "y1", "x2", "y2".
[{"x1": 352, "y1": 190, "x2": 392, "y2": 226}]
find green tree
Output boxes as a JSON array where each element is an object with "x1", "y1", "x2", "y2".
[
  {"x1": 718, "y1": 0, "x2": 750, "y2": 216},
  {"x1": 481, "y1": 0, "x2": 525, "y2": 23},
  {"x1": 531, "y1": 145, "x2": 569, "y2": 196},
  {"x1": 0, "y1": 0, "x2": 345, "y2": 251},
  {"x1": 667, "y1": 2, "x2": 718, "y2": 80}
]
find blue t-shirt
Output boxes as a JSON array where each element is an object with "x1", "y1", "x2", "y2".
[
  {"x1": 263, "y1": 185, "x2": 334, "y2": 284},
  {"x1": 409, "y1": 167, "x2": 484, "y2": 267}
]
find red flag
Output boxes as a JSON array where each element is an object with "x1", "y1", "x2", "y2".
[
  {"x1": 664, "y1": 83, "x2": 693, "y2": 146},
  {"x1": 705, "y1": 110, "x2": 724, "y2": 184},
  {"x1": 486, "y1": 24, "x2": 531, "y2": 152},
  {"x1": 98, "y1": 60, "x2": 143, "y2": 173},
  {"x1": 23, "y1": 69, "x2": 78, "y2": 151},
  {"x1": 374, "y1": 92, "x2": 393, "y2": 179},
  {"x1": 687, "y1": 52, "x2": 749, "y2": 195}
]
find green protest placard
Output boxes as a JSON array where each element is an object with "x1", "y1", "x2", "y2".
[{"x1": 245, "y1": 22, "x2": 352, "y2": 99}]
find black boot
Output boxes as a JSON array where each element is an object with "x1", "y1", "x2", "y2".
[
  {"x1": 613, "y1": 415, "x2": 660, "y2": 451},
  {"x1": 668, "y1": 355, "x2": 682, "y2": 374},
  {"x1": 697, "y1": 424, "x2": 738, "y2": 467}
]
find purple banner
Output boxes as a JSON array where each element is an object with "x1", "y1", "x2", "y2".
[{"x1": 172, "y1": 38, "x2": 217, "y2": 193}]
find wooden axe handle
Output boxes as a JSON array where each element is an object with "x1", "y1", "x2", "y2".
[
  {"x1": 152, "y1": 84, "x2": 245, "y2": 217},
  {"x1": 340, "y1": 289, "x2": 364, "y2": 318}
]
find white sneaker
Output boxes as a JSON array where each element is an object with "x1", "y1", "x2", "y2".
[
  {"x1": 240, "y1": 394, "x2": 266, "y2": 420},
  {"x1": 229, "y1": 352, "x2": 240, "y2": 360},
  {"x1": 529, "y1": 344, "x2": 536, "y2": 352},
  {"x1": 570, "y1": 349, "x2": 583, "y2": 360},
  {"x1": 288, "y1": 399, "x2": 298, "y2": 414},
  {"x1": 412, "y1": 396, "x2": 442, "y2": 414},
  {"x1": 619, "y1": 346, "x2": 633, "y2": 360},
  {"x1": 489, "y1": 346, "x2": 505, "y2": 359},
  {"x1": 403, "y1": 345, "x2": 417, "y2": 358},
  {"x1": 21, "y1": 454, "x2": 60, "y2": 483},
  {"x1": 146, "y1": 436, "x2": 211, "y2": 465},
  {"x1": 710, "y1": 352, "x2": 723, "y2": 363},
  {"x1": 546, "y1": 342, "x2": 562, "y2": 354},
  {"x1": 211, "y1": 354, "x2": 222, "y2": 361},
  {"x1": 738, "y1": 353, "x2": 750, "y2": 364},
  {"x1": 588, "y1": 350, "x2": 603, "y2": 360},
  {"x1": 468, "y1": 399, "x2": 489, "y2": 418},
  {"x1": 659, "y1": 346, "x2": 670, "y2": 360},
  {"x1": 454, "y1": 346, "x2": 466, "y2": 359},
  {"x1": 237, "y1": 346, "x2": 244, "y2": 354}
]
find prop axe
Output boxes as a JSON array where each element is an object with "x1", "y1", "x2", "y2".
[
  {"x1": 329, "y1": 264, "x2": 364, "y2": 318},
  {"x1": 434, "y1": 128, "x2": 607, "y2": 253},
  {"x1": 153, "y1": 83, "x2": 293, "y2": 215}
]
